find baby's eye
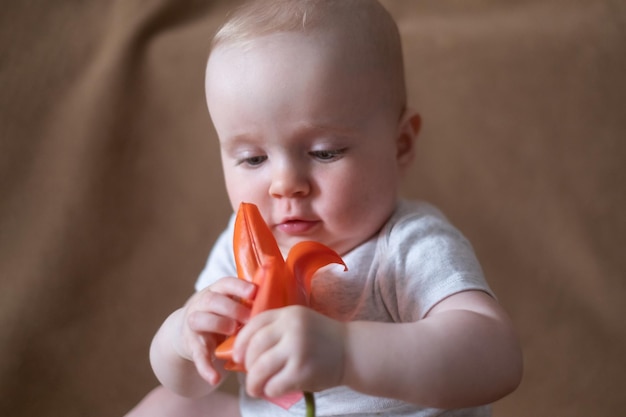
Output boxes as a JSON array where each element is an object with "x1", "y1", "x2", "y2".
[
  {"x1": 238, "y1": 155, "x2": 267, "y2": 167},
  {"x1": 309, "y1": 148, "x2": 346, "y2": 162}
]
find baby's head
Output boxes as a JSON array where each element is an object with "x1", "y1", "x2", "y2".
[
  {"x1": 211, "y1": 0, "x2": 407, "y2": 117},
  {"x1": 205, "y1": 0, "x2": 420, "y2": 255}
]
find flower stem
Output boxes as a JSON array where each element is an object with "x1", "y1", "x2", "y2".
[{"x1": 304, "y1": 391, "x2": 315, "y2": 417}]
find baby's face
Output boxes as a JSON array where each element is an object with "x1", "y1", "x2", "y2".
[{"x1": 206, "y1": 32, "x2": 407, "y2": 255}]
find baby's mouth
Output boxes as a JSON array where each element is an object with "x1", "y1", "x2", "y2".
[{"x1": 276, "y1": 219, "x2": 319, "y2": 235}]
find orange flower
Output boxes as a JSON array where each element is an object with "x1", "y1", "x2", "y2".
[{"x1": 215, "y1": 202, "x2": 347, "y2": 371}]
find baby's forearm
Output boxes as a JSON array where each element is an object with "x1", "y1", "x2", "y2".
[
  {"x1": 149, "y1": 309, "x2": 219, "y2": 398},
  {"x1": 341, "y1": 297, "x2": 522, "y2": 408}
]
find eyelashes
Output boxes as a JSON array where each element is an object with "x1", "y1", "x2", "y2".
[
  {"x1": 235, "y1": 148, "x2": 348, "y2": 167},
  {"x1": 308, "y1": 148, "x2": 347, "y2": 162},
  {"x1": 236, "y1": 155, "x2": 268, "y2": 167}
]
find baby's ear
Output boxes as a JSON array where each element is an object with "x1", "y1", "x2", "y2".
[{"x1": 396, "y1": 108, "x2": 421, "y2": 171}]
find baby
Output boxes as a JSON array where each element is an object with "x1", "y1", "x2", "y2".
[{"x1": 128, "y1": 0, "x2": 522, "y2": 416}]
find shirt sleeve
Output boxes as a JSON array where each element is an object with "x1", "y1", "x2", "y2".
[
  {"x1": 380, "y1": 201, "x2": 494, "y2": 322},
  {"x1": 194, "y1": 214, "x2": 237, "y2": 292}
]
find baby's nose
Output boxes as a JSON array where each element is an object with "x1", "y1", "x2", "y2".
[{"x1": 268, "y1": 163, "x2": 310, "y2": 198}]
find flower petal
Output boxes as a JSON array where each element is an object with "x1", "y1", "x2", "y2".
[
  {"x1": 234, "y1": 202, "x2": 283, "y2": 282},
  {"x1": 286, "y1": 241, "x2": 347, "y2": 304}
]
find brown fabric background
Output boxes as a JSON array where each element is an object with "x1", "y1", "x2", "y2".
[{"x1": 1, "y1": 1, "x2": 624, "y2": 416}]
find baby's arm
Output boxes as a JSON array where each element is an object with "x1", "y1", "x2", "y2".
[
  {"x1": 234, "y1": 290, "x2": 522, "y2": 409},
  {"x1": 149, "y1": 277, "x2": 255, "y2": 398},
  {"x1": 342, "y1": 290, "x2": 523, "y2": 408}
]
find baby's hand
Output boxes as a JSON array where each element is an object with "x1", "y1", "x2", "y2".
[
  {"x1": 233, "y1": 305, "x2": 346, "y2": 398},
  {"x1": 177, "y1": 277, "x2": 256, "y2": 385}
]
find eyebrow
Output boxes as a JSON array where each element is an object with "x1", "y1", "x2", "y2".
[{"x1": 294, "y1": 121, "x2": 359, "y2": 138}]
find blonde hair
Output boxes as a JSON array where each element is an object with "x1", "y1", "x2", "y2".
[{"x1": 210, "y1": 0, "x2": 407, "y2": 113}]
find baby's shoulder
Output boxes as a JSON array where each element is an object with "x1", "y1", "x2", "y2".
[{"x1": 383, "y1": 199, "x2": 454, "y2": 238}]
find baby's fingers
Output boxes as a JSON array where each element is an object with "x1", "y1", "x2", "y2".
[
  {"x1": 191, "y1": 337, "x2": 221, "y2": 386},
  {"x1": 232, "y1": 310, "x2": 278, "y2": 364},
  {"x1": 245, "y1": 345, "x2": 289, "y2": 398},
  {"x1": 209, "y1": 276, "x2": 257, "y2": 300},
  {"x1": 189, "y1": 287, "x2": 254, "y2": 333},
  {"x1": 188, "y1": 310, "x2": 239, "y2": 337},
  {"x1": 241, "y1": 324, "x2": 307, "y2": 398}
]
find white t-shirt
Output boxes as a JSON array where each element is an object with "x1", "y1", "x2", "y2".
[{"x1": 196, "y1": 199, "x2": 493, "y2": 416}]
